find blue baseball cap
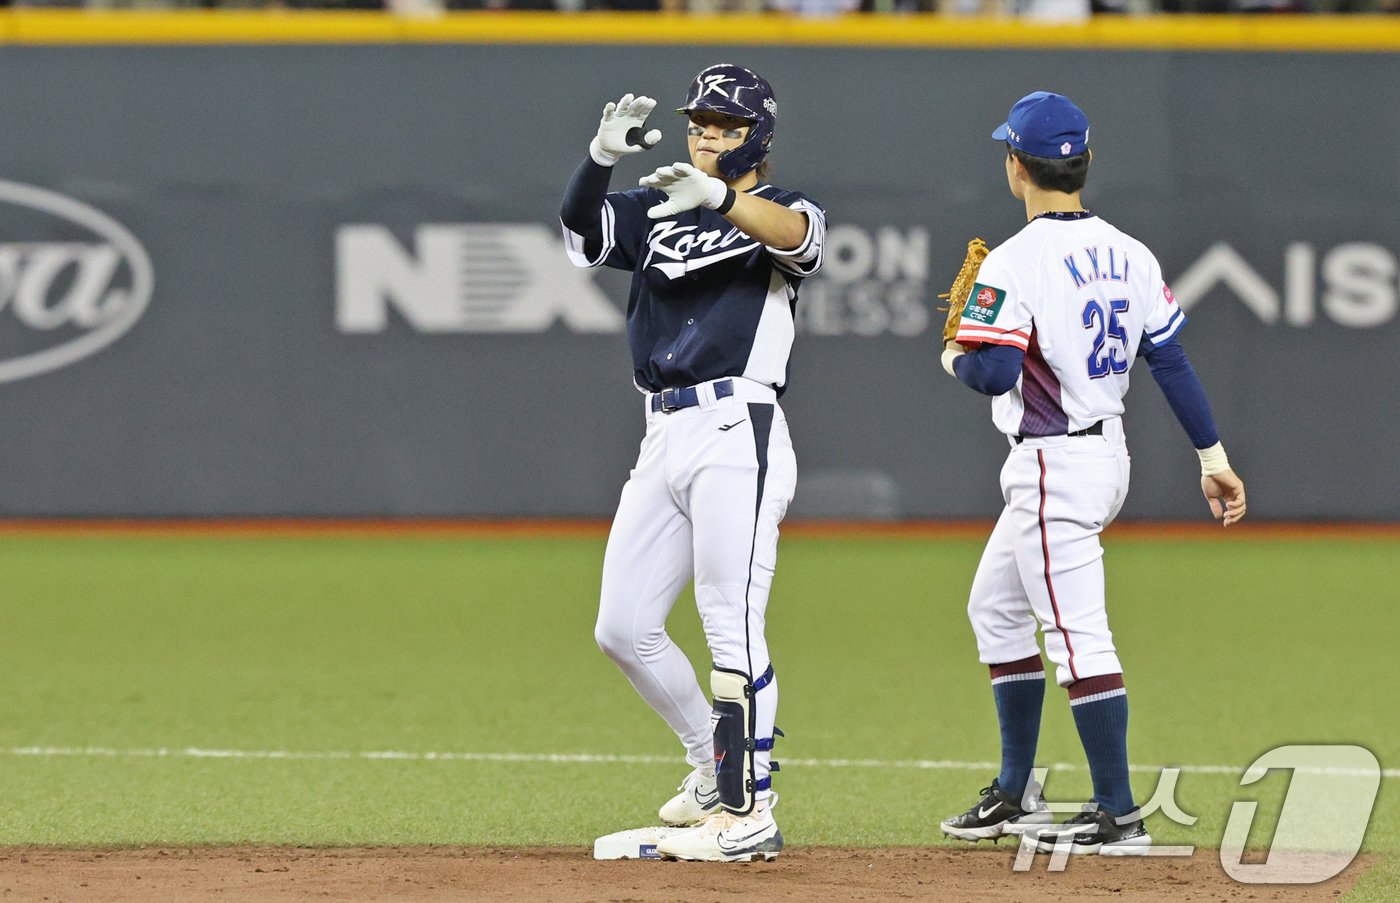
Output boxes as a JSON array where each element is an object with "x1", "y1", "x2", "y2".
[{"x1": 992, "y1": 91, "x2": 1089, "y2": 159}]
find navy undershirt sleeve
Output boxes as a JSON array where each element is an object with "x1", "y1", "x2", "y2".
[
  {"x1": 1141, "y1": 338, "x2": 1220, "y2": 449},
  {"x1": 559, "y1": 156, "x2": 613, "y2": 242},
  {"x1": 952, "y1": 344, "x2": 1024, "y2": 396}
]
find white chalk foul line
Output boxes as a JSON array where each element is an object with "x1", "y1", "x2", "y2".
[{"x1": 3, "y1": 746, "x2": 1395, "y2": 779}]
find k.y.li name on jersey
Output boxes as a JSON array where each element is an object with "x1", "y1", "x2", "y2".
[{"x1": 1064, "y1": 247, "x2": 1129, "y2": 289}]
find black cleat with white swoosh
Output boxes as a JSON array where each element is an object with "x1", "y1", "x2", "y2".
[
  {"x1": 1032, "y1": 806, "x2": 1152, "y2": 856},
  {"x1": 941, "y1": 779, "x2": 1053, "y2": 842}
]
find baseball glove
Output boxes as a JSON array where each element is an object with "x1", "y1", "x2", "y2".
[{"x1": 938, "y1": 237, "x2": 990, "y2": 345}]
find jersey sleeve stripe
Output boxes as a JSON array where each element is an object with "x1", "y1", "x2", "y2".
[
  {"x1": 765, "y1": 200, "x2": 825, "y2": 274},
  {"x1": 959, "y1": 323, "x2": 1030, "y2": 338},
  {"x1": 560, "y1": 198, "x2": 616, "y2": 269},
  {"x1": 958, "y1": 329, "x2": 1030, "y2": 351},
  {"x1": 766, "y1": 205, "x2": 822, "y2": 264},
  {"x1": 1145, "y1": 307, "x2": 1186, "y2": 344}
]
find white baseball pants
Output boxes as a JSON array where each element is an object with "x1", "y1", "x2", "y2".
[
  {"x1": 967, "y1": 417, "x2": 1131, "y2": 687},
  {"x1": 595, "y1": 377, "x2": 796, "y2": 784}
]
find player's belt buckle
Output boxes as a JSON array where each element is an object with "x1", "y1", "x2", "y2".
[{"x1": 658, "y1": 387, "x2": 682, "y2": 413}]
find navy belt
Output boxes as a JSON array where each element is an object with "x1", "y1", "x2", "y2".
[
  {"x1": 650, "y1": 379, "x2": 735, "y2": 414},
  {"x1": 1014, "y1": 420, "x2": 1103, "y2": 444}
]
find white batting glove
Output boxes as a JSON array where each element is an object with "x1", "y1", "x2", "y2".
[
  {"x1": 640, "y1": 163, "x2": 729, "y2": 220},
  {"x1": 590, "y1": 93, "x2": 662, "y2": 167}
]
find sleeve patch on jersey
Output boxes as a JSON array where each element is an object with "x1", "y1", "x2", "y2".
[
  {"x1": 962, "y1": 284, "x2": 1007, "y2": 325},
  {"x1": 1164, "y1": 283, "x2": 1177, "y2": 305}
]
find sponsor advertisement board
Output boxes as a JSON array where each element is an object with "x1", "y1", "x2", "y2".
[{"x1": 0, "y1": 44, "x2": 1393, "y2": 518}]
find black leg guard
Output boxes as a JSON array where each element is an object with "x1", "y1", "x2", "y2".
[{"x1": 711, "y1": 666, "x2": 758, "y2": 816}]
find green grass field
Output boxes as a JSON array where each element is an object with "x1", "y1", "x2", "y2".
[{"x1": 0, "y1": 532, "x2": 1395, "y2": 896}]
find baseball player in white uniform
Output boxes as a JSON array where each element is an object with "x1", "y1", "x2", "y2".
[
  {"x1": 558, "y1": 65, "x2": 826, "y2": 862},
  {"x1": 937, "y1": 92, "x2": 1247, "y2": 855}
]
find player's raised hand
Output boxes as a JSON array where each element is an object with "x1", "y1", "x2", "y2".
[
  {"x1": 1202, "y1": 468, "x2": 1246, "y2": 527},
  {"x1": 640, "y1": 163, "x2": 728, "y2": 219},
  {"x1": 592, "y1": 94, "x2": 662, "y2": 164}
]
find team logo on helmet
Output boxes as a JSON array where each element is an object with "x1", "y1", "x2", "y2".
[
  {"x1": 763, "y1": 97, "x2": 778, "y2": 117},
  {"x1": 701, "y1": 74, "x2": 736, "y2": 98}
]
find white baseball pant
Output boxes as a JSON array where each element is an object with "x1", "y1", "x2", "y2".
[
  {"x1": 594, "y1": 376, "x2": 796, "y2": 790},
  {"x1": 967, "y1": 417, "x2": 1130, "y2": 687}
]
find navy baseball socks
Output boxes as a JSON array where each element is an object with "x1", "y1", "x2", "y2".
[
  {"x1": 990, "y1": 655, "x2": 1046, "y2": 800},
  {"x1": 1067, "y1": 673, "x2": 1134, "y2": 817},
  {"x1": 942, "y1": 664, "x2": 1150, "y2": 853},
  {"x1": 1031, "y1": 673, "x2": 1151, "y2": 855},
  {"x1": 940, "y1": 656, "x2": 1052, "y2": 842}
]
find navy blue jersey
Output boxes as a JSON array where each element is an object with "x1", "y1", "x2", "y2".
[{"x1": 562, "y1": 160, "x2": 825, "y2": 396}]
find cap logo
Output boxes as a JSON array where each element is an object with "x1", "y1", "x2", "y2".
[
  {"x1": 1060, "y1": 142, "x2": 1073, "y2": 156},
  {"x1": 1007, "y1": 127, "x2": 1021, "y2": 143},
  {"x1": 701, "y1": 74, "x2": 735, "y2": 99}
]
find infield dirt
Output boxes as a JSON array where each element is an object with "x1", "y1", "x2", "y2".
[{"x1": 0, "y1": 846, "x2": 1373, "y2": 902}]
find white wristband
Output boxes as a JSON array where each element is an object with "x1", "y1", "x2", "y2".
[
  {"x1": 941, "y1": 346, "x2": 964, "y2": 377},
  {"x1": 1197, "y1": 441, "x2": 1230, "y2": 476},
  {"x1": 698, "y1": 176, "x2": 729, "y2": 210},
  {"x1": 588, "y1": 137, "x2": 620, "y2": 167}
]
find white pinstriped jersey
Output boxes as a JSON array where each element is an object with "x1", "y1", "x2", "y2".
[{"x1": 955, "y1": 214, "x2": 1185, "y2": 438}]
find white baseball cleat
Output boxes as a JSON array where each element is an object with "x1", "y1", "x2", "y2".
[
  {"x1": 655, "y1": 803, "x2": 783, "y2": 862},
  {"x1": 658, "y1": 766, "x2": 720, "y2": 827}
]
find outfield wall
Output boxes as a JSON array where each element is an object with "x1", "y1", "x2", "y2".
[{"x1": 0, "y1": 14, "x2": 1396, "y2": 519}]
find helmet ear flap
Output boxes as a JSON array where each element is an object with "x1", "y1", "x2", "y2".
[{"x1": 716, "y1": 127, "x2": 772, "y2": 180}]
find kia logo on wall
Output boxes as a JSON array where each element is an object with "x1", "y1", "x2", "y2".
[{"x1": 0, "y1": 180, "x2": 154, "y2": 382}]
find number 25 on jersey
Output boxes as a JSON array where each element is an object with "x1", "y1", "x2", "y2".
[{"x1": 1083, "y1": 297, "x2": 1130, "y2": 379}]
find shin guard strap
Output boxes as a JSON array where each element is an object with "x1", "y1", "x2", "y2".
[{"x1": 752, "y1": 663, "x2": 775, "y2": 693}]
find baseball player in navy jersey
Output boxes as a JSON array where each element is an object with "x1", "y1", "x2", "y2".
[
  {"x1": 937, "y1": 92, "x2": 1246, "y2": 855},
  {"x1": 558, "y1": 64, "x2": 825, "y2": 862}
]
